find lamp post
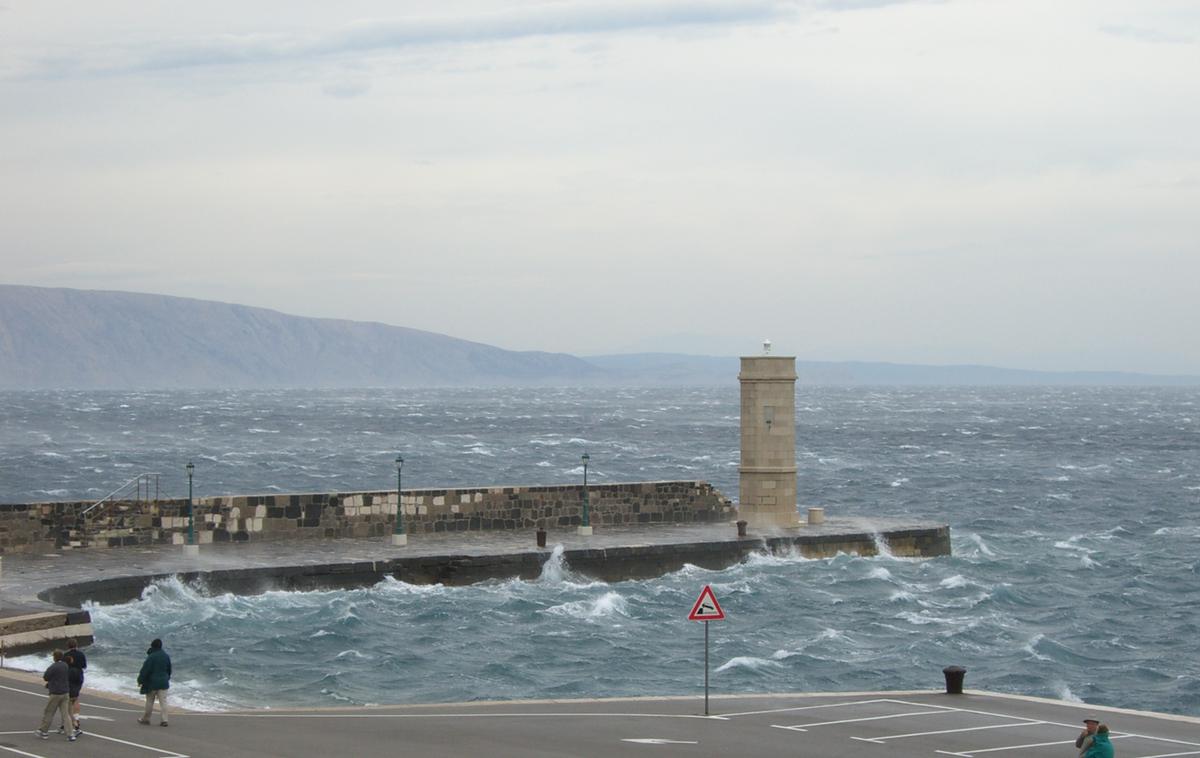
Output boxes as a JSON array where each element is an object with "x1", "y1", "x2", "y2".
[
  {"x1": 183, "y1": 462, "x2": 199, "y2": 555},
  {"x1": 577, "y1": 452, "x2": 593, "y2": 536},
  {"x1": 392, "y1": 455, "x2": 407, "y2": 546}
]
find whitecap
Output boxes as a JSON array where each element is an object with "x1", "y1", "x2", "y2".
[
  {"x1": 714, "y1": 656, "x2": 783, "y2": 673},
  {"x1": 543, "y1": 591, "x2": 628, "y2": 621}
]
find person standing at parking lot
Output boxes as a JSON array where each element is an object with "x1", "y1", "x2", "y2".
[{"x1": 137, "y1": 638, "x2": 172, "y2": 726}]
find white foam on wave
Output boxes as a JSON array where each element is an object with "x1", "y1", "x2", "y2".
[
  {"x1": 1022, "y1": 633, "x2": 1052, "y2": 662},
  {"x1": 867, "y1": 566, "x2": 893, "y2": 580},
  {"x1": 961, "y1": 533, "x2": 996, "y2": 558},
  {"x1": 714, "y1": 656, "x2": 783, "y2": 673},
  {"x1": 890, "y1": 477, "x2": 909, "y2": 487},
  {"x1": 1154, "y1": 525, "x2": 1200, "y2": 537},
  {"x1": 939, "y1": 574, "x2": 969, "y2": 589},
  {"x1": 1054, "y1": 682, "x2": 1085, "y2": 703},
  {"x1": 744, "y1": 548, "x2": 814, "y2": 566},
  {"x1": 543, "y1": 591, "x2": 629, "y2": 622},
  {"x1": 335, "y1": 649, "x2": 367, "y2": 660}
]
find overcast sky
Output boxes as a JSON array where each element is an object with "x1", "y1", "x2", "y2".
[{"x1": 2, "y1": 1, "x2": 1198, "y2": 373}]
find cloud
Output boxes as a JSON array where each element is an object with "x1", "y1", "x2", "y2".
[
  {"x1": 1100, "y1": 24, "x2": 1196, "y2": 46},
  {"x1": 322, "y1": 78, "x2": 372, "y2": 99},
  {"x1": 13, "y1": 1, "x2": 803, "y2": 79}
]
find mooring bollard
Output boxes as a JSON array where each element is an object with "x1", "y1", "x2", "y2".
[
  {"x1": 943, "y1": 665, "x2": 967, "y2": 694},
  {"x1": 536, "y1": 528, "x2": 547, "y2": 548},
  {"x1": 736, "y1": 520, "x2": 748, "y2": 537}
]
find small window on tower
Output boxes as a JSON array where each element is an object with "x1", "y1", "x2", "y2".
[{"x1": 764, "y1": 405, "x2": 775, "y2": 428}]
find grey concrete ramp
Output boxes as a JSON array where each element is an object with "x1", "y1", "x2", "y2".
[{"x1": 2, "y1": 670, "x2": 1197, "y2": 758}]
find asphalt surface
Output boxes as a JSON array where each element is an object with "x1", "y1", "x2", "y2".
[{"x1": 2, "y1": 670, "x2": 1197, "y2": 758}]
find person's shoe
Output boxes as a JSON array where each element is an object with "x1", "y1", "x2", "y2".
[
  {"x1": 68, "y1": 734, "x2": 77, "y2": 742},
  {"x1": 36, "y1": 730, "x2": 49, "y2": 739},
  {"x1": 160, "y1": 722, "x2": 169, "y2": 727},
  {"x1": 56, "y1": 726, "x2": 66, "y2": 734},
  {"x1": 137, "y1": 718, "x2": 150, "y2": 725},
  {"x1": 72, "y1": 728, "x2": 83, "y2": 738}
]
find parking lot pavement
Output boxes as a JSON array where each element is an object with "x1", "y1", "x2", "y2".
[{"x1": 2, "y1": 670, "x2": 1197, "y2": 758}]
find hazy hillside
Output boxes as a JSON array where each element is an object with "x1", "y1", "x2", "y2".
[
  {"x1": 2, "y1": 285, "x2": 1196, "y2": 389},
  {"x1": 585, "y1": 354, "x2": 1200, "y2": 387},
  {"x1": 0, "y1": 285, "x2": 602, "y2": 389}
]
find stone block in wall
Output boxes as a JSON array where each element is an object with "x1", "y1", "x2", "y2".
[{"x1": 255, "y1": 505, "x2": 266, "y2": 519}]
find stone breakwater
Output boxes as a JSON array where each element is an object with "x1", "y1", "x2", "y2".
[{"x1": 0, "y1": 481, "x2": 732, "y2": 554}]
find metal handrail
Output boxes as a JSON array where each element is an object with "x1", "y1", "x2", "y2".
[{"x1": 82, "y1": 473, "x2": 163, "y2": 516}]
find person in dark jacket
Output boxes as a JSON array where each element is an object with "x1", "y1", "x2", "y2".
[
  {"x1": 136, "y1": 638, "x2": 172, "y2": 726},
  {"x1": 63, "y1": 637, "x2": 87, "y2": 735},
  {"x1": 36, "y1": 650, "x2": 75, "y2": 740}
]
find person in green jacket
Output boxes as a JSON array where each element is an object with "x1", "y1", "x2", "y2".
[
  {"x1": 136, "y1": 639, "x2": 172, "y2": 726},
  {"x1": 1084, "y1": 724, "x2": 1114, "y2": 758}
]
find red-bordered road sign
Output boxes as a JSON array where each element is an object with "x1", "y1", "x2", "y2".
[{"x1": 688, "y1": 584, "x2": 725, "y2": 621}]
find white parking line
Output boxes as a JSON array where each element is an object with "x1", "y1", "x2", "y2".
[
  {"x1": 1134, "y1": 752, "x2": 1200, "y2": 758},
  {"x1": 720, "y1": 697, "x2": 896, "y2": 718},
  {"x1": 772, "y1": 709, "x2": 951, "y2": 731},
  {"x1": 851, "y1": 719, "x2": 1046, "y2": 744},
  {"x1": 82, "y1": 731, "x2": 190, "y2": 758},
  {"x1": 0, "y1": 728, "x2": 188, "y2": 758},
  {"x1": 0, "y1": 745, "x2": 48, "y2": 758}
]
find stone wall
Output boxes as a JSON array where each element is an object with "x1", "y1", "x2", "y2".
[{"x1": 0, "y1": 481, "x2": 733, "y2": 554}]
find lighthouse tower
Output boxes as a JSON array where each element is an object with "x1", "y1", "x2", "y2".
[{"x1": 738, "y1": 340, "x2": 799, "y2": 529}]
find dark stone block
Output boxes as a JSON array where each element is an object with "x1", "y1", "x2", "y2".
[
  {"x1": 268, "y1": 507, "x2": 284, "y2": 518},
  {"x1": 455, "y1": 520, "x2": 467, "y2": 531},
  {"x1": 290, "y1": 495, "x2": 300, "y2": 507},
  {"x1": 302, "y1": 518, "x2": 320, "y2": 528},
  {"x1": 213, "y1": 529, "x2": 231, "y2": 542},
  {"x1": 286, "y1": 505, "x2": 301, "y2": 519},
  {"x1": 233, "y1": 532, "x2": 249, "y2": 542}
]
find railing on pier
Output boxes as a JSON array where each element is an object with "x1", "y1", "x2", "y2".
[{"x1": 82, "y1": 473, "x2": 163, "y2": 516}]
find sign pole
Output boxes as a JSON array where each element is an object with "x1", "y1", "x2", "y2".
[
  {"x1": 704, "y1": 620, "x2": 709, "y2": 716},
  {"x1": 687, "y1": 584, "x2": 725, "y2": 718}
]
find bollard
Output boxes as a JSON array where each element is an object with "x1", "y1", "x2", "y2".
[
  {"x1": 536, "y1": 528, "x2": 547, "y2": 548},
  {"x1": 807, "y1": 507, "x2": 825, "y2": 525},
  {"x1": 736, "y1": 520, "x2": 748, "y2": 537},
  {"x1": 943, "y1": 665, "x2": 966, "y2": 694}
]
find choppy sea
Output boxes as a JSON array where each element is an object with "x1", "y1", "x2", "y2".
[{"x1": 1, "y1": 386, "x2": 1197, "y2": 716}]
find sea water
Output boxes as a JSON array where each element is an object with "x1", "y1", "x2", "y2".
[{"x1": 1, "y1": 386, "x2": 1197, "y2": 716}]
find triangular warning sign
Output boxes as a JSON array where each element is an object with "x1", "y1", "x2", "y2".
[{"x1": 688, "y1": 584, "x2": 725, "y2": 621}]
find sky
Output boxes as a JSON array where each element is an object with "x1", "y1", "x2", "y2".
[{"x1": 2, "y1": 0, "x2": 1198, "y2": 374}]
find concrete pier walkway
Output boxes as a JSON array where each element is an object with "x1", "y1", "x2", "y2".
[
  {"x1": 1, "y1": 669, "x2": 1197, "y2": 757},
  {"x1": 1, "y1": 518, "x2": 947, "y2": 610}
]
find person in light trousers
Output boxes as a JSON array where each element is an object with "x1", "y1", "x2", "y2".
[
  {"x1": 137, "y1": 638, "x2": 172, "y2": 726},
  {"x1": 36, "y1": 650, "x2": 76, "y2": 740}
]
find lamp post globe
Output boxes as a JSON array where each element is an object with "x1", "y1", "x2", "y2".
[{"x1": 392, "y1": 455, "x2": 407, "y2": 547}]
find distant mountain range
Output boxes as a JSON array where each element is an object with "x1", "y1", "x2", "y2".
[{"x1": 1, "y1": 285, "x2": 1196, "y2": 389}]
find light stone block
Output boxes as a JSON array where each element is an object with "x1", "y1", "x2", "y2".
[{"x1": 433, "y1": 496, "x2": 445, "y2": 506}]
